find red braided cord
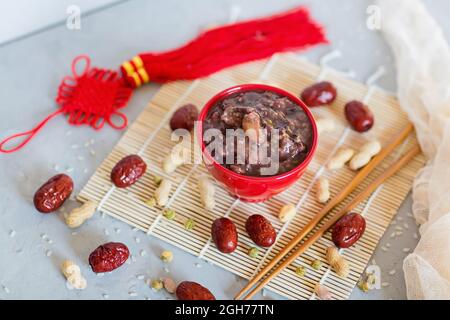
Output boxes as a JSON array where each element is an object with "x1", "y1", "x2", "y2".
[
  {"x1": 0, "y1": 55, "x2": 133, "y2": 153},
  {"x1": 0, "y1": 109, "x2": 64, "y2": 153}
]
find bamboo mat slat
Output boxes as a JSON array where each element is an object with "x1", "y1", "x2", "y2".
[{"x1": 78, "y1": 53, "x2": 426, "y2": 300}]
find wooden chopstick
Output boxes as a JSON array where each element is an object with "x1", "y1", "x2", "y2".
[
  {"x1": 241, "y1": 143, "x2": 421, "y2": 300},
  {"x1": 235, "y1": 123, "x2": 414, "y2": 300}
]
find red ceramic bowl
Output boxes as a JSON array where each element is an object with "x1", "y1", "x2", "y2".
[{"x1": 197, "y1": 84, "x2": 318, "y2": 203}]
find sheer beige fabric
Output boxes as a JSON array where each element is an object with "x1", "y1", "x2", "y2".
[{"x1": 378, "y1": 0, "x2": 450, "y2": 299}]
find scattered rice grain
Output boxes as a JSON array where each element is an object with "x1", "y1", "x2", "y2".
[{"x1": 129, "y1": 291, "x2": 138, "y2": 297}]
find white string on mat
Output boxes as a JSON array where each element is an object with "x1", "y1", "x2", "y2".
[
  {"x1": 363, "y1": 66, "x2": 387, "y2": 104},
  {"x1": 146, "y1": 164, "x2": 200, "y2": 235},
  {"x1": 97, "y1": 80, "x2": 200, "y2": 217},
  {"x1": 259, "y1": 54, "x2": 279, "y2": 81},
  {"x1": 317, "y1": 50, "x2": 342, "y2": 81}
]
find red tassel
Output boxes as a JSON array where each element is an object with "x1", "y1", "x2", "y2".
[{"x1": 121, "y1": 7, "x2": 327, "y2": 87}]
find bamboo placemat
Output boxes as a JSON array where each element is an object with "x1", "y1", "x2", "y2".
[{"x1": 78, "y1": 53, "x2": 425, "y2": 300}]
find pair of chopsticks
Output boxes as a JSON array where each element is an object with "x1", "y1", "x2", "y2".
[{"x1": 235, "y1": 123, "x2": 418, "y2": 300}]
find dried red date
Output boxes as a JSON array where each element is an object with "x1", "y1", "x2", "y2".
[
  {"x1": 170, "y1": 103, "x2": 199, "y2": 132},
  {"x1": 211, "y1": 217, "x2": 238, "y2": 254},
  {"x1": 176, "y1": 281, "x2": 216, "y2": 300},
  {"x1": 344, "y1": 100, "x2": 374, "y2": 132},
  {"x1": 89, "y1": 242, "x2": 129, "y2": 273},
  {"x1": 111, "y1": 155, "x2": 147, "y2": 188},
  {"x1": 332, "y1": 213, "x2": 366, "y2": 248},
  {"x1": 245, "y1": 214, "x2": 276, "y2": 247},
  {"x1": 33, "y1": 174, "x2": 73, "y2": 213},
  {"x1": 301, "y1": 81, "x2": 337, "y2": 107}
]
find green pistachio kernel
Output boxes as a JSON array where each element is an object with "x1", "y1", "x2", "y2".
[
  {"x1": 163, "y1": 209, "x2": 176, "y2": 220},
  {"x1": 154, "y1": 176, "x2": 163, "y2": 186},
  {"x1": 248, "y1": 247, "x2": 259, "y2": 258},
  {"x1": 145, "y1": 197, "x2": 157, "y2": 207},
  {"x1": 311, "y1": 259, "x2": 322, "y2": 270},
  {"x1": 151, "y1": 279, "x2": 163, "y2": 291},
  {"x1": 295, "y1": 266, "x2": 307, "y2": 277},
  {"x1": 358, "y1": 280, "x2": 370, "y2": 293},
  {"x1": 184, "y1": 218, "x2": 195, "y2": 230},
  {"x1": 160, "y1": 250, "x2": 173, "y2": 263}
]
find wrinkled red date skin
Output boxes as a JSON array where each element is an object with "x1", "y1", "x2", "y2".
[
  {"x1": 33, "y1": 174, "x2": 73, "y2": 213},
  {"x1": 170, "y1": 104, "x2": 199, "y2": 132},
  {"x1": 245, "y1": 214, "x2": 276, "y2": 247},
  {"x1": 176, "y1": 281, "x2": 216, "y2": 300},
  {"x1": 110, "y1": 155, "x2": 147, "y2": 188},
  {"x1": 332, "y1": 213, "x2": 366, "y2": 248},
  {"x1": 89, "y1": 242, "x2": 129, "y2": 273},
  {"x1": 301, "y1": 81, "x2": 337, "y2": 107},
  {"x1": 211, "y1": 217, "x2": 238, "y2": 254},
  {"x1": 344, "y1": 100, "x2": 374, "y2": 132}
]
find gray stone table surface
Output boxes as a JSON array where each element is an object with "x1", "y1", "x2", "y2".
[{"x1": 1, "y1": 0, "x2": 449, "y2": 300}]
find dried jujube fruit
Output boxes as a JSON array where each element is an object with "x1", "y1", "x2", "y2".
[
  {"x1": 176, "y1": 281, "x2": 216, "y2": 300},
  {"x1": 332, "y1": 213, "x2": 366, "y2": 248},
  {"x1": 110, "y1": 154, "x2": 147, "y2": 188},
  {"x1": 211, "y1": 217, "x2": 238, "y2": 254},
  {"x1": 344, "y1": 100, "x2": 374, "y2": 132},
  {"x1": 89, "y1": 242, "x2": 130, "y2": 273},
  {"x1": 33, "y1": 173, "x2": 73, "y2": 213},
  {"x1": 245, "y1": 214, "x2": 276, "y2": 247},
  {"x1": 301, "y1": 81, "x2": 337, "y2": 107},
  {"x1": 170, "y1": 103, "x2": 199, "y2": 132}
]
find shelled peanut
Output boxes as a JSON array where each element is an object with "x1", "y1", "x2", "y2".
[
  {"x1": 327, "y1": 148, "x2": 355, "y2": 170},
  {"x1": 349, "y1": 141, "x2": 381, "y2": 170},
  {"x1": 155, "y1": 179, "x2": 173, "y2": 206},
  {"x1": 61, "y1": 260, "x2": 87, "y2": 290},
  {"x1": 65, "y1": 200, "x2": 97, "y2": 228},
  {"x1": 326, "y1": 246, "x2": 350, "y2": 278},
  {"x1": 197, "y1": 176, "x2": 215, "y2": 210},
  {"x1": 315, "y1": 177, "x2": 330, "y2": 203}
]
